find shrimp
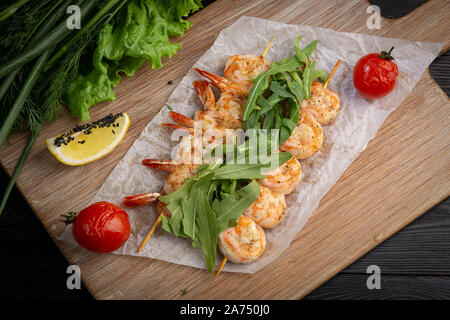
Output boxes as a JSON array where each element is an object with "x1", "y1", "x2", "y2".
[
  {"x1": 164, "y1": 110, "x2": 227, "y2": 164},
  {"x1": 142, "y1": 159, "x2": 198, "y2": 194},
  {"x1": 194, "y1": 70, "x2": 248, "y2": 129},
  {"x1": 279, "y1": 112, "x2": 324, "y2": 159},
  {"x1": 123, "y1": 160, "x2": 195, "y2": 221},
  {"x1": 301, "y1": 80, "x2": 340, "y2": 125},
  {"x1": 218, "y1": 216, "x2": 266, "y2": 264},
  {"x1": 161, "y1": 82, "x2": 232, "y2": 164},
  {"x1": 244, "y1": 186, "x2": 286, "y2": 228},
  {"x1": 193, "y1": 52, "x2": 271, "y2": 129},
  {"x1": 259, "y1": 156, "x2": 301, "y2": 195},
  {"x1": 134, "y1": 160, "x2": 197, "y2": 218},
  {"x1": 224, "y1": 54, "x2": 270, "y2": 87},
  {"x1": 191, "y1": 81, "x2": 232, "y2": 140}
]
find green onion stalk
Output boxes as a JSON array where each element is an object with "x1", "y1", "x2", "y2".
[
  {"x1": 0, "y1": 50, "x2": 50, "y2": 216},
  {"x1": 0, "y1": 0, "x2": 96, "y2": 79},
  {"x1": 0, "y1": 0, "x2": 68, "y2": 103},
  {"x1": 45, "y1": 0, "x2": 125, "y2": 70},
  {"x1": 0, "y1": 0, "x2": 32, "y2": 22},
  {"x1": 0, "y1": 125, "x2": 41, "y2": 214}
]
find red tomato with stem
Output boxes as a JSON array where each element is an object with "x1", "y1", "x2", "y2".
[
  {"x1": 67, "y1": 201, "x2": 131, "y2": 253},
  {"x1": 353, "y1": 47, "x2": 399, "y2": 99}
]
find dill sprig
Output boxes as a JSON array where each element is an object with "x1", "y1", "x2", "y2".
[
  {"x1": 0, "y1": 0, "x2": 52, "y2": 63},
  {"x1": 40, "y1": 30, "x2": 98, "y2": 126}
]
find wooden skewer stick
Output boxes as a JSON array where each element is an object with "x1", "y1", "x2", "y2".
[
  {"x1": 215, "y1": 257, "x2": 228, "y2": 278},
  {"x1": 261, "y1": 37, "x2": 274, "y2": 58},
  {"x1": 137, "y1": 214, "x2": 162, "y2": 252},
  {"x1": 323, "y1": 59, "x2": 341, "y2": 89}
]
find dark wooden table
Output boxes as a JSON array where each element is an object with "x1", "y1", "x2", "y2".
[{"x1": 0, "y1": 0, "x2": 449, "y2": 300}]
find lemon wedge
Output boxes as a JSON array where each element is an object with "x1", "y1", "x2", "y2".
[{"x1": 46, "y1": 112, "x2": 130, "y2": 166}]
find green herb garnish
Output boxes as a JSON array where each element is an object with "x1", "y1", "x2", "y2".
[
  {"x1": 159, "y1": 152, "x2": 291, "y2": 272},
  {"x1": 242, "y1": 35, "x2": 328, "y2": 145}
]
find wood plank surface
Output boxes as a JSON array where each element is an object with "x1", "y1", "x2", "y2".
[
  {"x1": 305, "y1": 274, "x2": 450, "y2": 300},
  {"x1": 0, "y1": 0, "x2": 449, "y2": 299}
]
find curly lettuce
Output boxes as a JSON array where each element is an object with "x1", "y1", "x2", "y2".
[{"x1": 64, "y1": 0, "x2": 202, "y2": 121}]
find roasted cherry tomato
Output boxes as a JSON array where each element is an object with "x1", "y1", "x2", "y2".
[
  {"x1": 69, "y1": 201, "x2": 131, "y2": 253},
  {"x1": 353, "y1": 47, "x2": 399, "y2": 99}
]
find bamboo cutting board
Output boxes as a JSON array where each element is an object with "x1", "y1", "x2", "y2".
[{"x1": 1, "y1": 0, "x2": 449, "y2": 299}]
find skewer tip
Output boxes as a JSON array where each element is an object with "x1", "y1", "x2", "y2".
[
  {"x1": 261, "y1": 37, "x2": 275, "y2": 58},
  {"x1": 215, "y1": 256, "x2": 228, "y2": 278},
  {"x1": 137, "y1": 214, "x2": 162, "y2": 252},
  {"x1": 323, "y1": 59, "x2": 342, "y2": 89}
]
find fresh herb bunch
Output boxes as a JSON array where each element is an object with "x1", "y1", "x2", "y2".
[
  {"x1": 243, "y1": 36, "x2": 327, "y2": 145},
  {"x1": 0, "y1": 0, "x2": 202, "y2": 215}
]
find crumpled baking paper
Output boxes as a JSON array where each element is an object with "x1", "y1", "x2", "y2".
[{"x1": 60, "y1": 16, "x2": 443, "y2": 273}]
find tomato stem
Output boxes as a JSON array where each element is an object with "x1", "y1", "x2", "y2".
[
  {"x1": 379, "y1": 47, "x2": 395, "y2": 60},
  {"x1": 60, "y1": 212, "x2": 77, "y2": 225}
]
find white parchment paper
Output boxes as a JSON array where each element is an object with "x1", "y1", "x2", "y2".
[{"x1": 60, "y1": 16, "x2": 443, "y2": 273}]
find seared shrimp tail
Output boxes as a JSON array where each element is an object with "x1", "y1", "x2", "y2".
[
  {"x1": 161, "y1": 123, "x2": 194, "y2": 134},
  {"x1": 195, "y1": 68, "x2": 232, "y2": 92},
  {"x1": 193, "y1": 80, "x2": 216, "y2": 113},
  {"x1": 142, "y1": 159, "x2": 178, "y2": 171},
  {"x1": 169, "y1": 111, "x2": 195, "y2": 128},
  {"x1": 123, "y1": 193, "x2": 160, "y2": 207}
]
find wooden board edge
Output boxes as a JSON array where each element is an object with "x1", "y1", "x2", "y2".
[{"x1": 296, "y1": 191, "x2": 450, "y2": 300}]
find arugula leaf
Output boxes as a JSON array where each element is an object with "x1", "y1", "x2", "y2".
[
  {"x1": 313, "y1": 68, "x2": 328, "y2": 83},
  {"x1": 213, "y1": 180, "x2": 260, "y2": 232},
  {"x1": 195, "y1": 190, "x2": 218, "y2": 272},
  {"x1": 302, "y1": 40, "x2": 318, "y2": 58},
  {"x1": 293, "y1": 35, "x2": 308, "y2": 64},
  {"x1": 287, "y1": 80, "x2": 304, "y2": 103},
  {"x1": 159, "y1": 178, "x2": 194, "y2": 237},
  {"x1": 220, "y1": 179, "x2": 237, "y2": 199},
  {"x1": 303, "y1": 61, "x2": 316, "y2": 99},
  {"x1": 213, "y1": 151, "x2": 291, "y2": 180},
  {"x1": 270, "y1": 81, "x2": 295, "y2": 100},
  {"x1": 181, "y1": 185, "x2": 199, "y2": 239},
  {"x1": 242, "y1": 56, "x2": 300, "y2": 121}
]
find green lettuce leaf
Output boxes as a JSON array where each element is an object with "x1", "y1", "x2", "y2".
[{"x1": 64, "y1": 0, "x2": 202, "y2": 121}]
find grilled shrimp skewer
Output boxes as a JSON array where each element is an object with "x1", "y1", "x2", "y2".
[
  {"x1": 143, "y1": 160, "x2": 198, "y2": 194},
  {"x1": 125, "y1": 79, "x2": 236, "y2": 251},
  {"x1": 216, "y1": 60, "x2": 343, "y2": 273},
  {"x1": 128, "y1": 41, "x2": 287, "y2": 266}
]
